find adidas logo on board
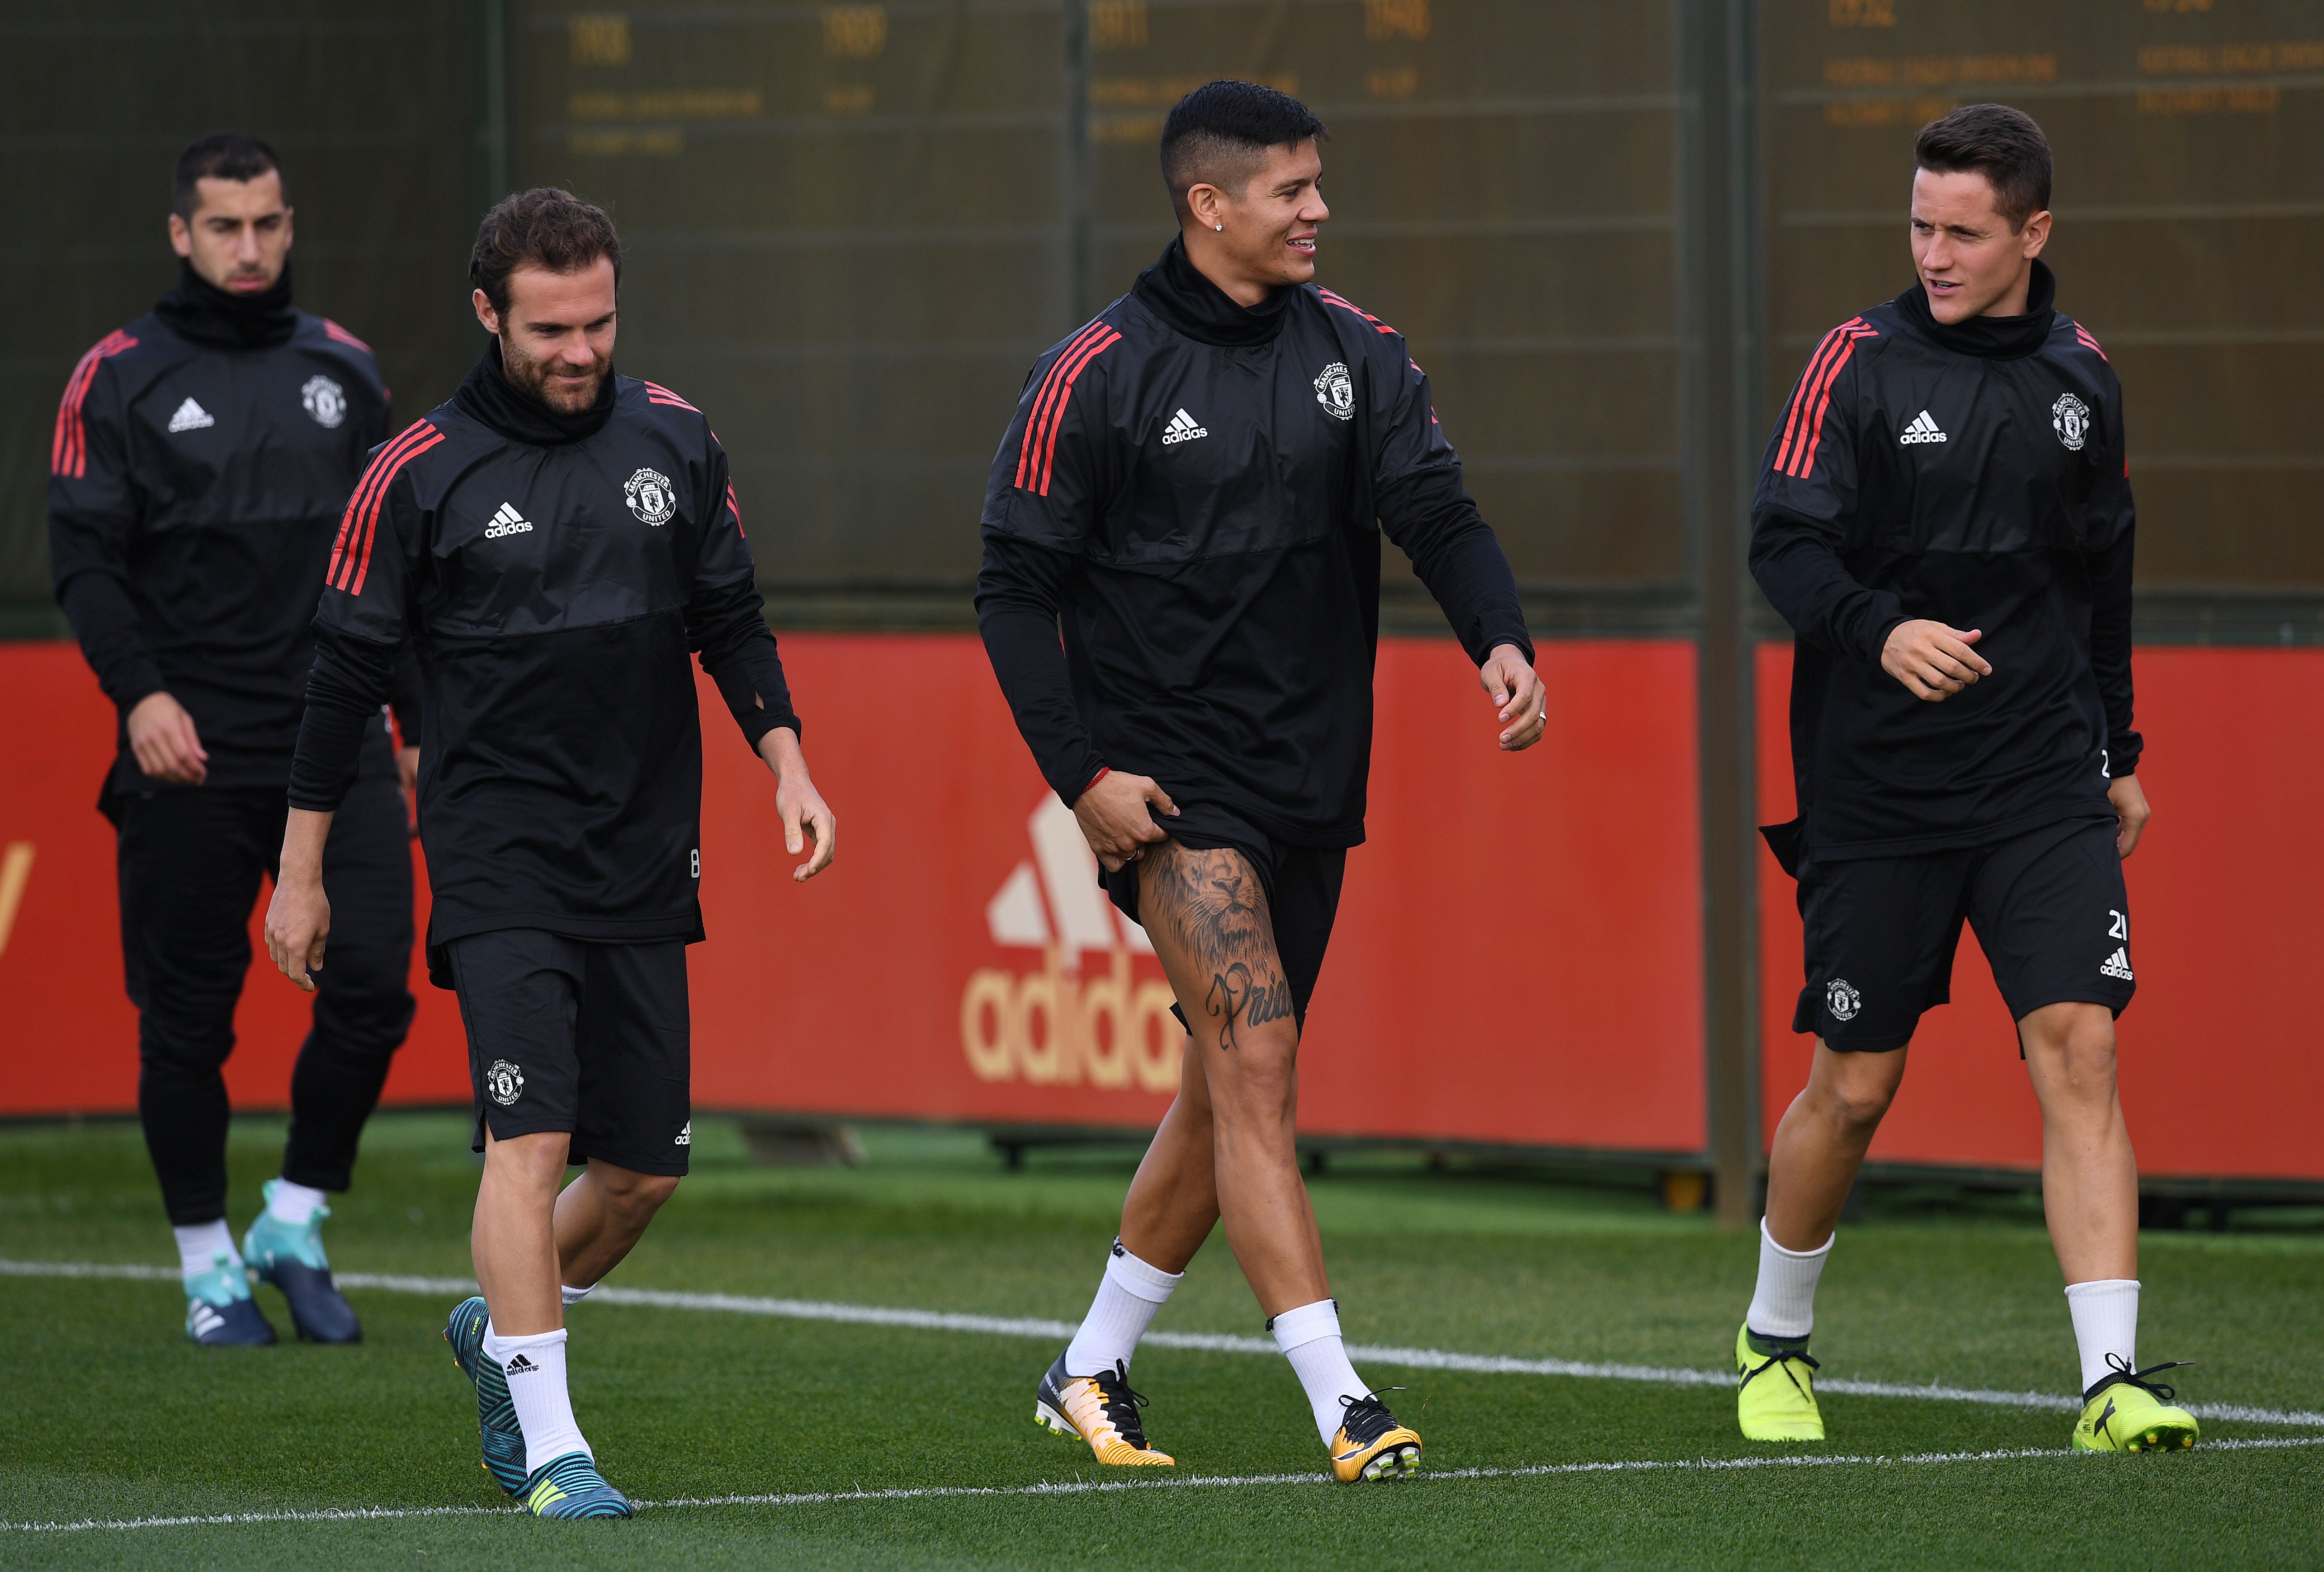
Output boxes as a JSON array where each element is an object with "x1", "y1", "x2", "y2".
[
  {"x1": 1161, "y1": 407, "x2": 1209, "y2": 446},
  {"x1": 484, "y1": 502, "x2": 534, "y2": 538},
  {"x1": 1899, "y1": 409, "x2": 1947, "y2": 445},
  {"x1": 166, "y1": 397, "x2": 215, "y2": 433}
]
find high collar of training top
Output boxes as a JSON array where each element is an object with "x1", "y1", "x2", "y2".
[
  {"x1": 154, "y1": 260, "x2": 298, "y2": 350},
  {"x1": 1131, "y1": 236, "x2": 1292, "y2": 348},
  {"x1": 1896, "y1": 258, "x2": 2058, "y2": 360},
  {"x1": 453, "y1": 340, "x2": 618, "y2": 446}
]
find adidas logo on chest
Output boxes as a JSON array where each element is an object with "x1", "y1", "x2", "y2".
[
  {"x1": 1899, "y1": 409, "x2": 1947, "y2": 446},
  {"x1": 1161, "y1": 407, "x2": 1208, "y2": 446},
  {"x1": 166, "y1": 397, "x2": 215, "y2": 433},
  {"x1": 483, "y1": 502, "x2": 534, "y2": 539}
]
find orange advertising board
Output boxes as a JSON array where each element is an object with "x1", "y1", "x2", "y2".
[{"x1": 0, "y1": 635, "x2": 1709, "y2": 1157}]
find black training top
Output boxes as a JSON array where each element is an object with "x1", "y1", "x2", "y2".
[
  {"x1": 1750, "y1": 260, "x2": 2138, "y2": 865},
  {"x1": 48, "y1": 263, "x2": 402, "y2": 799},
  {"x1": 286, "y1": 347, "x2": 798, "y2": 971},
  {"x1": 976, "y1": 239, "x2": 1532, "y2": 848}
]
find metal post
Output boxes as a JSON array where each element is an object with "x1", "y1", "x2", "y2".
[
  {"x1": 1062, "y1": 0, "x2": 1094, "y2": 325},
  {"x1": 1677, "y1": 0, "x2": 1762, "y2": 1229},
  {"x1": 477, "y1": 0, "x2": 510, "y2": 208}
]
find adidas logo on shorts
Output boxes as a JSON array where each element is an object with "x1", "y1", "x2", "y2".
[{"x1": 2099, "y1": 947, "x2": 2134, "y2": 981}]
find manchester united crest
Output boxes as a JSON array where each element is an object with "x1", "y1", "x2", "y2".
[
  {"x1": 625, "y1": 467, "x2": 677, "y2": 525},
  {"x1": 1826, "y1": 978, "x2": 1861, "y2": 1023},
  {"x1": 484, "y1": 1059, "x2": 525, "y2": 1106},
  {"x1": 2051, "y1": 392, "x2": 2091, "y2": 452},
  {"x1": 1313, "y1": 361, "x2": 1355, "y2": 421},
  {"x1": 301, "y1": 374, "x2": 346, "y2": 430}
]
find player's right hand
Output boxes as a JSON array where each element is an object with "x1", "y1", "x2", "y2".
[
  {"x1": 1881, "y1": 619, "x2": 1992, "y2": 702},
  {"x1": 1073, "y1": 769, "x2": 1177, "y2": 873},
  {"x1": 126, "y1": 690, "x2": 209, "y2": 784},
  {"x1": 264, "y1": 876, "x2": 331, "y2": 993}
]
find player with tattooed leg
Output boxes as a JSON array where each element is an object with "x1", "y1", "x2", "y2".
[{"x1": 978, "y1": 81, "x2": 1541, "y2": 1481}]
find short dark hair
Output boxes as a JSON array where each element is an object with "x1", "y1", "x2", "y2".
[
  {"x1": 172, "y1": 132, "x2": 285, "y2": 217},
  {"x1": 1914, "y1": 104, "x2": 2052, "y2": 231},
  {"x1": 1159, "y1": 80, "x2": 1328, "y2": 219},
  {"x1": 469, "y1": 188, "x2": 623, "y2": 317}
]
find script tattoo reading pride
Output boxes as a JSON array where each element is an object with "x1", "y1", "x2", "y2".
[{"x1": 1151, "y1": 847, "x2": 1292, "y2": 1051}]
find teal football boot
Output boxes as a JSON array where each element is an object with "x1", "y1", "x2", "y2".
[
  {"x1": 444, "y1": 1296, "x2": 529, "y2": 1494},
  {"x1": 243, "y1": 1180, "x2": 361, "y2": 1343}
]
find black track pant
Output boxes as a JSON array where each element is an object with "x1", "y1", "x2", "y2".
[{"x1": 114, "y1": 738, "x2": 415, "y2": 1226}]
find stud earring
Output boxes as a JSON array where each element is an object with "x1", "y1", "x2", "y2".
[{"x1": 1214, "y1": 222, "x2": 1223, "y2": 231}]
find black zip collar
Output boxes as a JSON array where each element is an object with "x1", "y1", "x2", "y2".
[
  {"x1": 452, "y1": 340, "x2": 618, "y2": 446},
  {"x1": 1130, "y1": 236, "x2": 1291, "y2": 348},
  {"x1": 153, "y1": 260, "x2": 298, "y2": 351},
  {"x1": 1893, "y1": 259, "x2": 2058, "y2": 360}
]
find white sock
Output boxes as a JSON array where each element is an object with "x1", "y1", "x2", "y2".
[
  {"x1": 2065, "y1": 1279, "x2": 2140, "y2": 1394},
  {"x1": 1063, "y1": 1239, "x2": 1181, "y2": 1376},
  {"x1": 265, "y1": 1180, "x2": 329, "y2": 1227},
  {"x1": 561, "y1": 1283, "x2": 596, "y2": 1306},
  {"x1": 483, "y1": 1322, "x2": 590, "y2": 1473},
  {"x1": 174, "y1": 1220, "x2": 239, "y2": 1279},
  {"x1": 1747, "y1": 1218, "x2": 1834, "y2": 1341},
  {"x1": 1272, "y1": 1298, "x2": 1369, "y2": 1445}
]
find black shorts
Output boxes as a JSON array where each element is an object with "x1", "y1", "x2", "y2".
[
  {"x1": 1101, "y1": 803, "x2": 1347, "y2": 1033},
  {"x1": 446, "y1": 929, "x2": 692, "y2": 1175},
  {"x1": 1792, "y1": 815, "x2": 2135, "y2": 1052}
]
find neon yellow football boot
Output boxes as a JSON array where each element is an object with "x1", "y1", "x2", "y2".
[
  {"x1": 1736, "y1": 1323, "x2": 1824, "y2": 1442},
  {"x1": 2072, "y1": 1358, "x2": 2199, "y2": 1452}
]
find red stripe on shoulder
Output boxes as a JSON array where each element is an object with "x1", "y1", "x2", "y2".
[
  {"x1": 323, "y1": 319, "x2": 372, "y2": 354},
  {"x1": 1316, "y1": 288, "x2": 1398, "y2": 335},
  {"x1": 725, "y1": 480, "x2": 744, "y2": 538},
  {"x1": 51, "y1": 329, "x2": 139, "y2": 478},
  {"x1": 1775, "y1": 319, "x2": 1876, "y2": 480},
  {"x1": 1787, "y1": 323, "x2": 1878, "y2": 480},
  {"x1": 330, "y1": 422, "x2": 442, "y2": 594},
  {"x1": 1031, "y1": 328, "x2": 1121, "y2": 497},
  {"x1": 1016, "y1": 321, "x2": 1112, "y2": 491},
  {"x1": 642, "y1": 379, "x2": 701, "y2": 412},
  {"x1": 2071, "y1": 321, "x2": 2109, "y2": 362}
]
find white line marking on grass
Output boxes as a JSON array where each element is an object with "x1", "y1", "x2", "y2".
[
  {"x1": 9, "y1": 1436, "x2": 2323, "y2": 1536},
  {"x1": 9, "y1": 1258, "x2": 2320, "y2": 1429}
]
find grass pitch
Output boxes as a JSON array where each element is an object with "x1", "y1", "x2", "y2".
[{"x1": 3, "y1": 1114, "x2": 2320, "y2": 1569}]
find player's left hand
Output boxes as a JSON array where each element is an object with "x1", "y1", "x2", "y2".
[
  {"x1": 759, "y1": 727, "x2": 836, "y2": 881},
  {"x1": 1481, "y1": 643, "x2": 1547, "y2": 751},
  {"x1": 2108, "y1": 773, "x2": 2150, "y2": 859}
]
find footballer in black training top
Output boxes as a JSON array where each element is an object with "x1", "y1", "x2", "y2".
[
  {"x1": 1736, "y1": 105, "x2": 2197, "y2": 1456},
  {"x1": 49, "y1": 132, "x2": 419, "y2": 1349},
  {"x1": 978, "y1": 80, "x2": 1547, "y2": 1483},
  {"x1": 266, "y1": 189, "x2": 837, "y2": 1518}
]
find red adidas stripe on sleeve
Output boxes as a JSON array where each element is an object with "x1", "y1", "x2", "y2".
[
  {"x1": 643, "y1": 379, "x2": 702, "y2": 413},
  {"x1": 1316, "y1": 288, "x2": 1398, "y2": 335},
  {"x1": 1015, "y1": 321, "x2": 1111, "y2": 492},
  {"x1": 322, "y1": 319, "x2": 372, "y2": 354},
  {"x1": 1016, "y1": 321, "x2": 1121, "y2": 497},
  {"x1": 2071, "y1": 321, "x2": 2109, "y2": 362},
  {"x1": 51, "y1": 329, "x2": 139, "y2": 479},
  {"x1": 327, "y1": 422, "x2": 444, "y2": 595},
  {"x1": 1772, "y1": 318, "x2": 1878, "y2": 480}
]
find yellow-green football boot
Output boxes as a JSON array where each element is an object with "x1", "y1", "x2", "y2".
[
  {"x1": 1736, "y1": 1323, "x2": 1823, "y2": 1442},
  {"x1": 2072, "y1": 1357, "x2": 2198, "y2": 1453}
]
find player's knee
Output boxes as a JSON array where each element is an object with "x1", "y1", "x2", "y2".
[
  {"x1": 597, "y1": 1167, "x2": 680, "y2": 1218},
  {"x1": 1210, "y1": 1039, "x2": 1299, "y2": 1126},
  {"x1": 1816, "y1": 1060, "x2": 1901, "y2": 1132}
]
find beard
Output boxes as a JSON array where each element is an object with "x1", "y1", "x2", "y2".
[{"x1": 501, "y1": 335, "x2": 610, "y2": 413}]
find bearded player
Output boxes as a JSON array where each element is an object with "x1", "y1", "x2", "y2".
[
  {"x1": 268, "y1": 189, "x2": 835, "y2": 1515},
  {"x1": 1741, "y1": 105, "x2": 2196, "y2": 1454},
  {"x1": 978, "y1": 81, "x2": 1544, "y2": 1482}
]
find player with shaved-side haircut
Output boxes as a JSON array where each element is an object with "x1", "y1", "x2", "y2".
[{"x1": 978, "y1": 79, "x2": 1544, "y2": 1482}]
